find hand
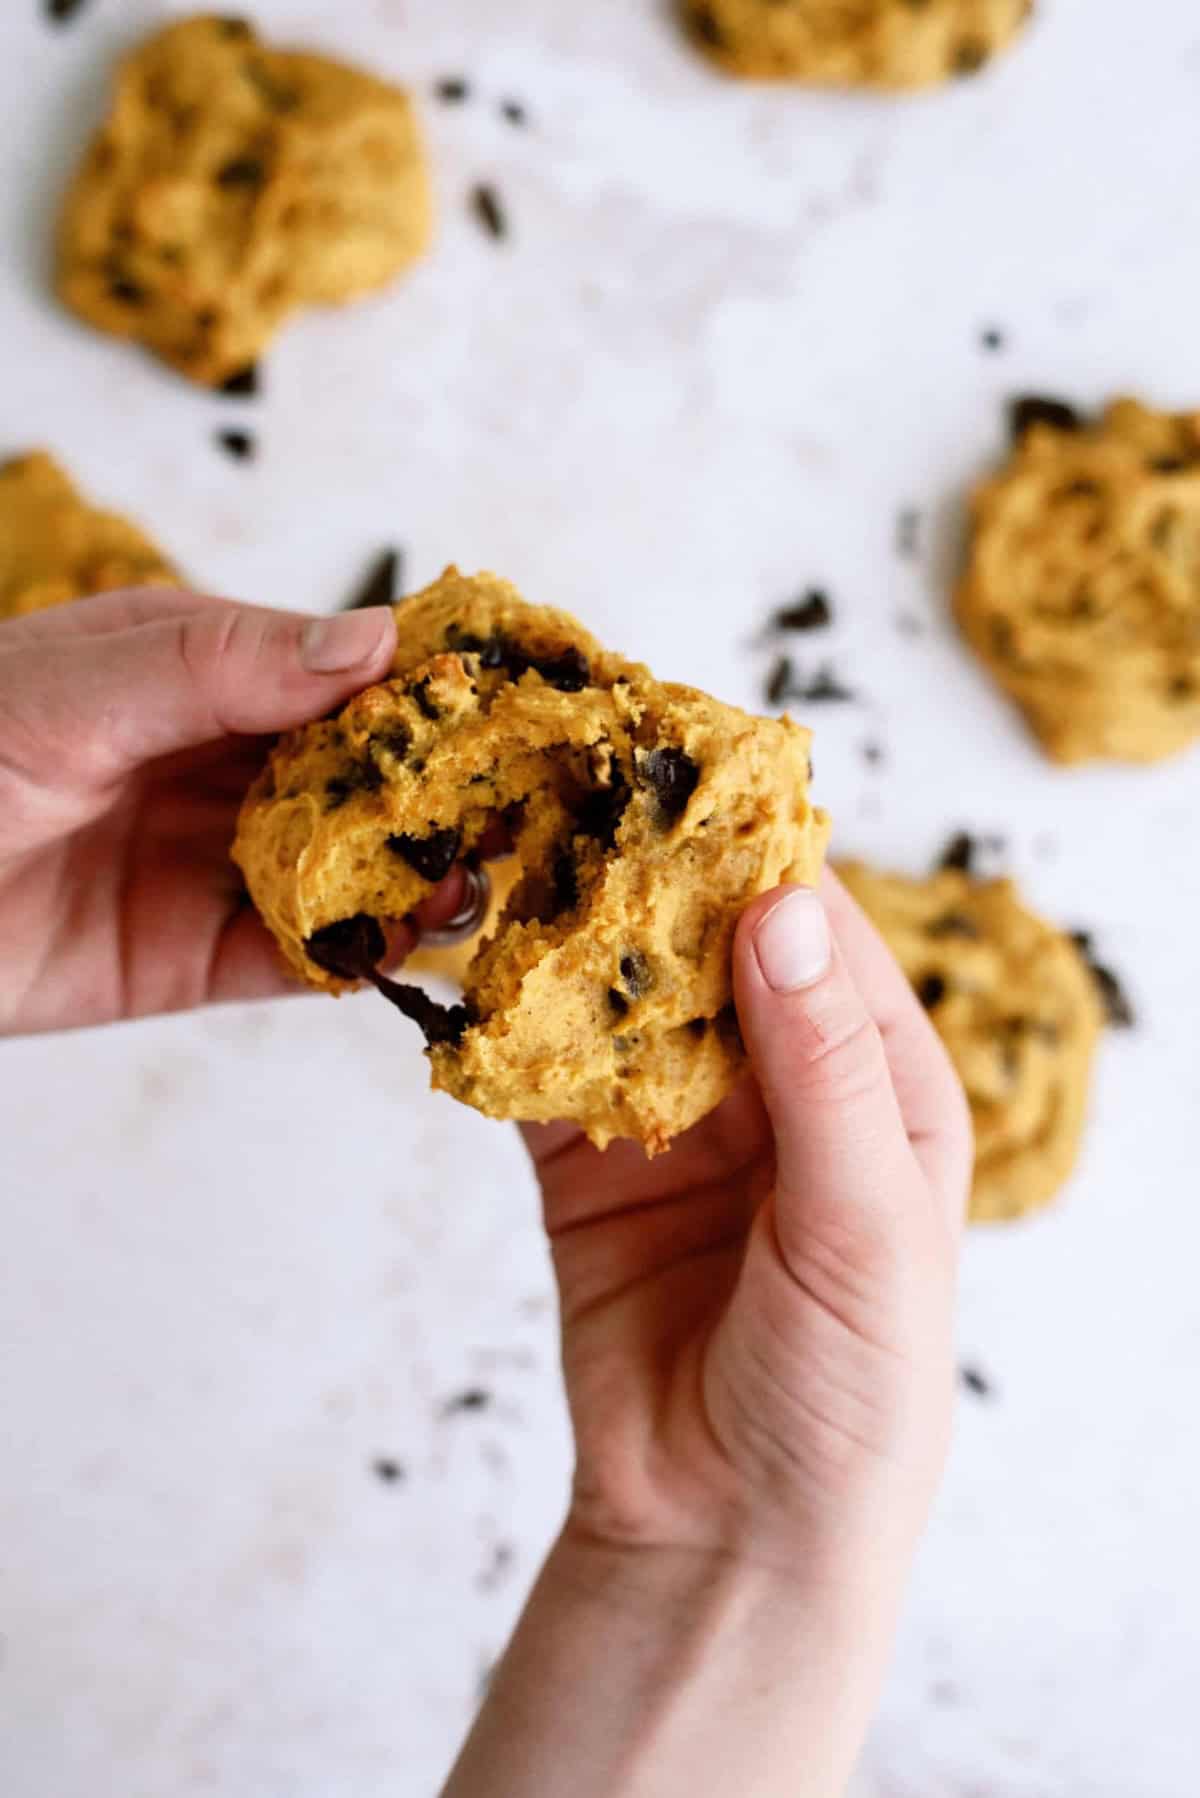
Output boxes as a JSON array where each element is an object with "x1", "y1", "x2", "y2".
[
  {"x1": 0, "y1": 589, "x2": 467, "y2": 1037},
  {"x1": 446, "y1": 873, "x2": 971, "y2": 1798}
]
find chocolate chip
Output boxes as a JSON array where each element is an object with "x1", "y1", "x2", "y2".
[
  {"x1": 388, "y1": 827, "x2": 462, "y2": 883},
  {"x1": 952, "y1": 40, "x2": 990, "y2": 75},
  {"x1": 108, "y1": 273, "x2": 146, "y2": 306},
  {"x1": 774, "y1": 589, "x2": 832, "y2": 633},
  {"x1": 641, "y1": 748, "x2": 700, "y2": 822},
  {"x1": 689, "y1": 5, "x2": 725, "y2": 47},
  {"x1": 435, "y1": 77, "x2": 470, "y2": 102},
  {"x1": 1070, "y1": 933, "x2": 1136, "y2": 1029},
  {"x1": 575, "y1": 774, "x2": 631, "y2": 848},
  {"x1": 218, "y1": 17, "x2": 253, "y2": 39},
  {"x1": 471, "y1": 184, "x2": 508, "y2": 242},
  {"x1": 442, "y1": 1388, "x2": 492, "y2": 1416},
  {"x1": 345, "y1": 547, "x2": 402, "y2": 612},
  {"x1": 551, "y1": 851, "x2": 579, "y2": 915},
  {"x1": 927, "y1": 912, "x2": 980, "y2": 941},
  {"x1": 410, "y1": 677, "x2": 441, "y2": 721},
  {"x1": 608, "y1": 988, "x2": 630, "y2": 1017},
  {"x1": 371, "y1": 726, "x2": 412, "y2": 762},
  {"x1": 686, "y1": 1017, "x2": 708, "y2": 1039},
  {"x1": 217, "y1": 155, "x2": 266, "y2": 188},
  {"x1": 618, "y1": 951, "x2": 652, "y2": 999},
  {"x1": 1010, "y1": 395, "x2": 1083, "y2": 441},
  {"x1": 46, "y1": 0, "x2": 90, "y2": 20},
  {"x1": 216, "y1": 428, "x2": 255, "y2": 462},
  {"x1": 765, "y1": 656, "x2": 793, "y2": 707},
  {"x1": 219, "y1": 362, "x2": 260, "y2": 397},
  {"x1": 939, "y1": 832, "x2": 976, "y2": 874},
  {"x1": 372, "y1": 1458, "x2": 405, "y2": 1484},
  {"x1": 960, "y1": 1365, "x2": 993, "y2": 1400},
  {"x1": 382, "y1": 982, "x2": 475, "y2": 1047},
  {"x1": 325, "y1": 758, "x2": 384, "y2": 810},
  {"x1": 918, "y1": 973, "x2": 948, "y2": 1010},
  {"x1": 306, "y1": 915, "x2": 387, "y2": 981},
  {"x1": 1169, "y1": 675, "x2": 1196, "y2": 701},
  {"x1": 500, "y1": 99, "x2": 527, "y2": 126},
  {"x1": 532, "y1": 646, "x2": 590, "y2": 692}
]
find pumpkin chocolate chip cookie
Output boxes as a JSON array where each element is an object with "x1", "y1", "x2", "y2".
[
  {"x1": 234, "y1": 569, "x2": 830, "y2": 1153},
  {"x1": 957, "y1": 396, "x2": 1200, "y2": 765},
  {"x1": 838, "y1": 861, "x2": 1104, "y2": 1223},
  {"x1": 57, "y1": 15, "x2": 431, "y2": 387},
  {"x1": 680, "y1": 0, "x2": 1034, "y2": 90},
  {"x1": 0, "y1": 451, "x2": 178, "y2": 621}
]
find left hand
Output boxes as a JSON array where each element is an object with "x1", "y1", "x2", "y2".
[{"x1": 0, "y1": 587, "x2": 465, "y2": 1037}]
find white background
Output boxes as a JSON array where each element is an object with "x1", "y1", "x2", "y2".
[{"x1": 3, "y1": 2, "x2": 1199, "y2": 1794}]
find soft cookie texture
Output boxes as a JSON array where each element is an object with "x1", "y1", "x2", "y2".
[
  {"x1": 680, "y1": 0, "x2": 1034, "y2": 89},
  {"x1": 838, "y1": 862, "x2": 1103, "y2": 1223},
  {"x1": 957, "y1": 397, "x2": 1200, "y2": 764},
  {"x1": 58, "y1": 15, "x2": 431, "y2": 387},
  {"x1": 235, "y1": 569, "x2": 830, "y2": 1153},
  {"x1": 0, "y1": 451, "x2": 178, "y2": 620}
]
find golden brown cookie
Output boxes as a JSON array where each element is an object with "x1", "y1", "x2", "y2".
[
  {"x1": 838, "y1": 861, "x2": 1104, "y2": 1223},
  {"x1": 58, "y1": 15, "x2": 431, "y2": 387},
  {"x1": 957, "y1": 397, "x2": 1200, "y2": 765},
  {"x1": 680, "y1": 0, "x2": 1034, "y2": 89},
  {"x1": 0, "y1": 451, "x2": 178, "y2": 620},
  {"x1": 235, "y1": 569, "x2": 830, "y2": 1153}
]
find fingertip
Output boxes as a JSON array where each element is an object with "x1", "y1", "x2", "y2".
[{"x1": 299, "y1": 607, "x2": 397, "y2": 677}]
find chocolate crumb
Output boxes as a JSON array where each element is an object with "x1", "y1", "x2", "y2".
[
  {"x1": 218, "y1": 362, "x2": 260, "y2": 398},
  {"x1": 216, "y1": 428, "x2": 255, "y2": 462},
  {"x1": 775, "y1": 589, "x2": 832, "y2": 633},
  {"x1": 388, "y1": 827, "x2": 462, "y2": 884},
  {"x1": 471, "y1": 183, "x2": 508, "y2": 241},
  {"x1": 861, "y1": 740, "x2": 886, "y2": 769},
  {"x1": 796, "y1": 664, "x2": 856, "y2": 704},
  {"x1": 500, "y1": 99, "x2": 527, "y2": 126},
  {"x1": 435, "y1": 77, "x2": 470, "y2": 103},
  {"x1": 1010, "y1": 395, "x2": 1083, "y2": 442},
  {"x1": 765, "y1": 656, "x2": 793, "y2": 707},
  {"x1": 939, "y1": 831, "x2": 976, "y2": 874},
  {"x1": 1070, "y1": 933, "x2": 1136, "y2": 1029},
  {"x1": 960, "y1": 1365, "x2": 993, "y2": 1399},
  {"x1": 46, "y1": 0, "x2": 90, "y2": 20},
  {"x1": 345, "y1": 547, "x2": 402, "y2": 612},
  {"x1": 979, "y1": 327, "x2": 1006, "y2": 352},
  {"x1": 372, "y1": 1458, "x2": 405, "y2": 1484},
  {"x1": 443, "y1": 1388, "x2": 492, "y2": 1417}
]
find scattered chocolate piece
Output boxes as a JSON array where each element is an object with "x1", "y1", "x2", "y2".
[
  {"x1": 345, "y1": 547, "x2": 402, "y2": 613},
  {"x1": 388, "y1": 827, "x2": 462, "y2": 883},
  {"x1": 980, "y1": 327, "x2": 1006, "y2": 352},
  {"x1": 443, "y1": 1388, "x2": 493, "y2": 1416},
  {"x1": 895, "y1": 509, "x2": 922, "y2": 559},
  {"x1": 861, "y1": 740, "x2": 886, "y2": 769},
  {"x1": 216, "y1": 428, "x2": 255, "y2": 462},
  {"x1": 372, "y1": 1458, "x2": 405, "y2": 1484},
  {"x1": 435, "y1": 77, "x2": 470, "y2": 103},
  {"x1": 939, "y1": 832, "x2": 977, "y2": 874},
  {"x1": 765, "y1": 656, "x2": 793, "y2": 708},
  {"x1": 642, "y1": 747, "x2": 700, "y2": 821},
  {"x1": 1070, "y1": 933, "x2": 1137, "y2": 1029},
  {"x1": 796, "y1": 664, "x2": 856, "y2": 704},
  {"x1": 471, "y1": 183, "x2": 508, "y2": 242},
  {"x1": 218, "y1": 362, "x2": 260, "y2": 398},
  {"x1": 775, "y1": 589, "x2": 832, "y2": 633},
  {"x1": 960, "y1": 1365, "x2": 993, "y2": 1400},
  {"x1": 1010, "y1": 395, "x2": 1083, "y2": 442},
  {"x1": 500, "y1": 99, "x2": 528, "y2": 126},
  {"x1": 918, "y1": 973, "x2": 948, "y2": 1010}
]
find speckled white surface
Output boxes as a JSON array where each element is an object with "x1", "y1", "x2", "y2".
[{"x1": 2, "y1": 2, "x2": 1199, "y2": 1794}]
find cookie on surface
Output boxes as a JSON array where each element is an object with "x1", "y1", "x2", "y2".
[
  {"x1": 58, "y1": 15, "x2": 431, "y2": 387},
  {"x1": 235, "y1": 569, "x2": 830, "y2": 1154},
  {"x1": 957, "y1": 397, "x2": 1200, "y2": 765},
  {"x1": 838, "y1": 862, "x2": 1103, "y2": 1223},
  {"x1": 680, "y1": 0, "x2": 1033, "y2": 89},
  {"x1": 0, "y1": 451, "x2": 178, "y2": 620}
]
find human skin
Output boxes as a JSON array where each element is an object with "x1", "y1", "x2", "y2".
[{"x1": 0, "y1": 589, "x2": 972, "y2": 1797}]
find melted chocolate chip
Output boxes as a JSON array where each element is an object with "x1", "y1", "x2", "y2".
[
  {"x1": 219, "y1": 362, "x2": 260, "y2": 397},
  {"x1": 217, "y1": 155, "x2": 266, "y2": 188},
  {"x1": 325, "y1": 758, "x2": 384, "y2": 810},
  {"x1": 345, "y1": 547, "x2": 402, "y2": 612},
  {"x1": 532, "y1": 646, "x2": 590, "y2": 692},
  {"x1": 686, "y1": 1018, "x2": 708, "y2": 1039},
  {"x1": 551, "y1": 851, "x2": 579, "y2": 915},
  {"x1": 608, "y1": 988, "x2": 630, "y2": 1017},
  {"x1": 642, "y1": 748, "x2": 700, "y2": 822},
  {"x1": 918, "y1": 973, "x2": 948, "y2": 1010},
  {"x1": 410, "y1": 677, "x2": 441, "y2": 721},
  {"x1": 1070, "y1": 933, "x2": 1136, "y2": 1028},
  {"x1": 1010, "y1": 395, "x2": 1083, "y2": 442},
  {"x1": 388, "y1": 827, "x2": 462, "y2": 883},
  {"x1": 306, "y1": 915, "x2": 387, "y2": 981},
  {"x1": 575, "y1": 774, "x2": 631, "y2": 849},
  {"x1": 618, "y1": 951, "x2": 652, "y2": 999},
  {"x1": 774, "y1": 589, "x2": 832, "y2": 633}
]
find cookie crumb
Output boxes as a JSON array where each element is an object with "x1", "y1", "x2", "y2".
[
  {"x1": 344, "y1": 547, "x2": 403, "y2": 612},
  {"x1": 216, "y1": 428, "x2": 255, "y2": 463},
  {"x1": 435, "y1": 77, "x2": 471, "y2": 103},
  {"x1": 471, "y1": 183, "x2": 508, "y2": 241}
]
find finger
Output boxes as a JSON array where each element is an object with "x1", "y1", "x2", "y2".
[
  {"x1": 0, "y1": 585, "x2": 221, "y2": 647},
  {"x1": 821, "y1": 870, "x2": 973, "y2": 1223},
  {"x1": 3, "y1": 599, "x2": 397, "y2": 788},
  {"x1": 733, "y1": 885, "x2": 936, "y2": 1253}
]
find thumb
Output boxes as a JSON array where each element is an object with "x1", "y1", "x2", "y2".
[
  {"x1": 733, "y1": 885, "x2": 917, "y2": 1240},
  {"x1": 7, "y1": 595, "x2": 397, "y2": 780}
]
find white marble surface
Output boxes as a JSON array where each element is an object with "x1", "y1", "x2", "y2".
[{"x1": 3, "y1": 1, "x2": 1200, "y2": 1793}]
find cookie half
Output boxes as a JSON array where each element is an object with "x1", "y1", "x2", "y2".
[
  {"x1": 957, "y1": 397, "x2": 1200, "y2": 764},
  {"x1": 0, "y1": 451, "x2": 178, "y2": 620},
  {"x1": 235, "y1": 569, "x2": 830, "y2": 1153},
  {"x1": 838, "y1": 861, "x2": 1104, "y2": 1223},
  {"x1": 680, "y1": 0, "x2": 1034, "y2": 90},
  {"x1": 58, "y1": 15, "x2": 431, "y2": 387}
]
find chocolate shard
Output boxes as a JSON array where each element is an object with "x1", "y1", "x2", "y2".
[{"x1": 344, "y1": 547, "x2": 402, "y2": 612}]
